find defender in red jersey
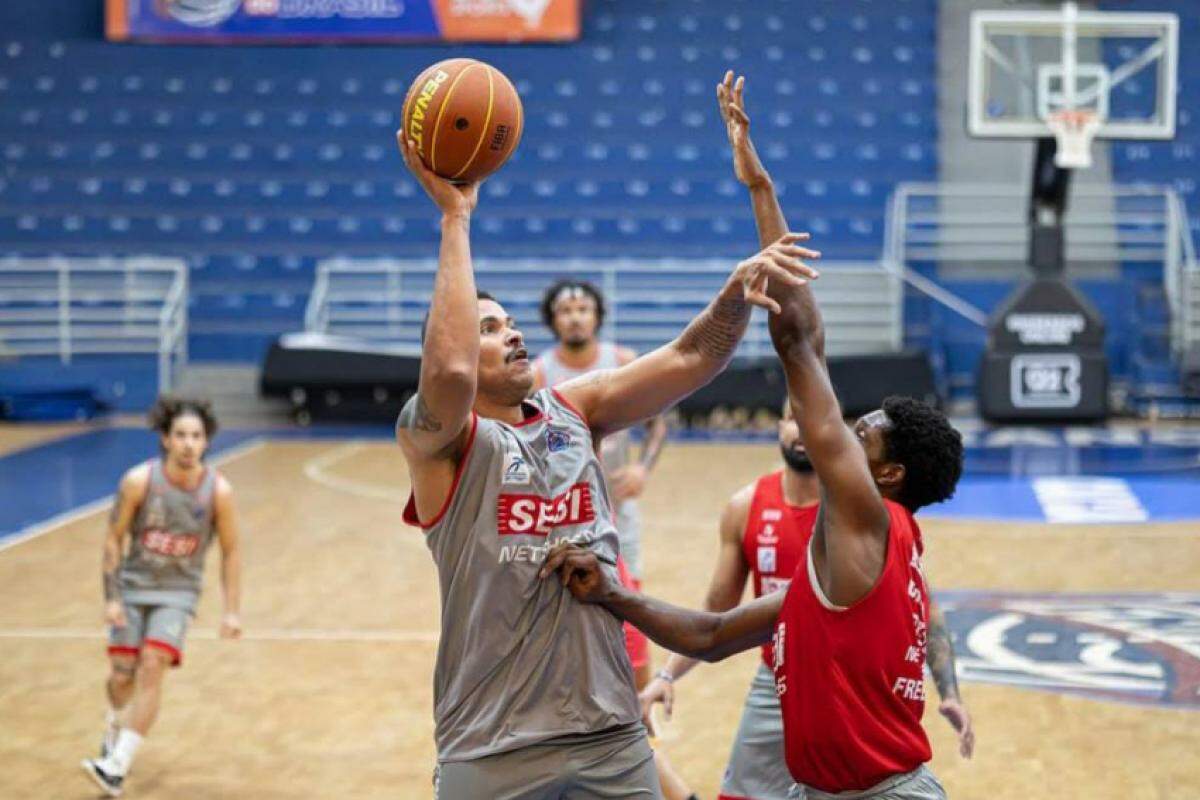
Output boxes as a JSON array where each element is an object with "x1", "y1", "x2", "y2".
[
  {"x1": 639, "y1": 404, "x2": 972, "y2": 800},
  {"x1": 542, "y1": 72, "x2": 969, "y2": 800}
]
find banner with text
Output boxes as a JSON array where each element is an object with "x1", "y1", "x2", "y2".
[{"x1": 106, "y1": 0, "x2": 580, "y2": 43}]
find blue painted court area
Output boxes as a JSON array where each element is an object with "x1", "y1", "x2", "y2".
[
  {"x1": 0, "y1": 428, "x2": 262, "y2": 538},
  {"x1": 0, "y1": 424, "x2": 1197, "y2": 542}
]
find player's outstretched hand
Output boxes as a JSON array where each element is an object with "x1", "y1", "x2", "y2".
[
  {"x1": 104, "y1": 600, "x2": 127, "y2": 629},
  {"x1": 717, "y1": 70, "x2": 769, "y2": 188},
  {"x1": 727, "y1": 233, "x2": 821, "y2": 315},
  {"x1": 397, "y1": 132, "x2": 480, "y2": 218},
  {"x1": 220, "y1": 612, "x2": 243, "y2": 640},
  {"x1": 539, "y1": 543, "x2": 613, "y2": 603},
  {"x1": 638, "y1": 675, "x2": 675, "y2": 723},
  {"x1": 938, "y1": 697, "x2": 975, "y2": 759}
]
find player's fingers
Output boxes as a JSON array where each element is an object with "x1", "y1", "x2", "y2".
[
  {"x1": 774, "y1": 243, "x2": 822, "y2": 260},
  {"x1": 766, "y1": 251, "x2": 818, "y2": 280},
  {"x1": 730, "y1": 104, "x2": 750, "y2": 126},
  {"x1": 664, "y1": 687, "x2": 675, "y2": 718},
  {"x1": 746, "y1": 290, "x2": 782, "y2": 315},
  {"x1": 762, "y1": 261, "x2": 809, "y2": 288},
  {"x1": 774, "y1": 231, "x2": 810, "y2": 246},
  {"x1": 734, "y1": 74, "x2": 745, "y2": 106},
  {"x1": 538, "y1": 545, "x2": 570, "y2": 579}
]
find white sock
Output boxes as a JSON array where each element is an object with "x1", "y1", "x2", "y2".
[
  {"x1": 103, "y1": 709, "x2": 120, "y2": 749},
  {"x1": 107, "y1": 729, "x2": 144, "y2": 775}
]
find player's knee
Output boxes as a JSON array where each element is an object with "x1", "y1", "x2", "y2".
[
  {"x1": 135, "y1": 650, "x2": 171, "y2": 683},
  {"x1": 108, "y1": 657, "x2": 136, "y2": 689}
]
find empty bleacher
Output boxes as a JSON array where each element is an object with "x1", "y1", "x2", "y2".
[{"x1": 0, "y1": 0, "x2": 937, "y2": 362}]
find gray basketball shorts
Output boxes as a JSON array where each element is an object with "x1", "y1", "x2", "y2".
[
  {"x1": 614, "y1": 500, "x2": 643, "y2": 580},
  {"x1": 719, "y1": 662, "x2": 793, "y2": 800},
  {"x1": 788, "y1": 765, "x2": 947, "y2": 800},
  {"x1": 107, "y1": 603, "x2": 191, "y2": 667},
  {"x1": 434, "y1": 724, "x2": 662, "y2": 800}
]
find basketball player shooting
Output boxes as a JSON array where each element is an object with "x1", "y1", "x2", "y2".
[
  {"x1": 82, "y1": 396, "x2": 242, "y2": 797},
  {"x1": 541, "y1": 72, "x2": 967, "y2": 800},
  {"x1": 394, "y1": 128, "x2": 818, "y2": 798}
]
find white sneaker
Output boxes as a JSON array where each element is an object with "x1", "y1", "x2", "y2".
[{"x1": 81, "y1": 758, "x2": 124, "y2": 797}]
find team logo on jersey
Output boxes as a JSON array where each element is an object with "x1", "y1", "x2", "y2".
[
  {"x1": 757, "y1": 546, "x2": 777, "y2": 574},
  {"x1": 141, "y1": 530, "x2": 200, "y2": 558},
  {"x1": 761, "y1": 508, "x2": 783, "y2": 522},
  {"x1": 496, "y1": 482, "x2": 595, "y2": 536},
  {"x1": 502, "y1": 451, "x2": 531, "y2": 485},
  {"x1": 761, "y1": 576, "x2": 790, "y2": 595},
  {"x1": 757, "y1": 521, "x2": 779, "y2": 545},
  {"x1": 546, "y1": 427, "x2": 572, "y2": 453},
  {"x1": 941, "y1": 591, "x2": 1200, "y2": 709}
]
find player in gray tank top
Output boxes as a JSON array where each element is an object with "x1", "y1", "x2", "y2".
[
  {"x1": 82, "y1": 396, "x2": 244, "y2": 798},
  {"x1": 395, "y1": 132, "x2": 819, "y2": 798}
]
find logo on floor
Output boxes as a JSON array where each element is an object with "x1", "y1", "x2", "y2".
[{"x1": 940, "y1": 592, "x2": 1200, "y2": 709}]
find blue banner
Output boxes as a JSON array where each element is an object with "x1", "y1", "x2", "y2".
[{"x1": 107, "y1": 0, "x2": 580, "y2": 43}]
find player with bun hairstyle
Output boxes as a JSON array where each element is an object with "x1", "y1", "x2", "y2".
[{"x1": 82, "y1": 395, "x2": 242, "y2": 797}]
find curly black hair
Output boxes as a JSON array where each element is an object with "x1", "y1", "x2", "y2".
[
  {"x1": 880, "y1": 395, "x2": 963, "y2": 512},
  {"x1": 540, "y1": 279, "x2": 606, "y2": 333},
  {"x1": 148, "y1": 394, "x2": 219, "y2": 440}
]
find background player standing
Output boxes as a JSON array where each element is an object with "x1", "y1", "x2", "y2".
[
  {"x1": 394, "y1": 124, "x2": 818, "y2": 798},
  {"x1": 532, "y1": 279, "x2": 669, "y2": 686},
  {"x1": 82, "y1": 396, "x2": 242, "y2": 797}
]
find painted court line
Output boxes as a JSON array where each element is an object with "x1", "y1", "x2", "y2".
[
  {"x1": 302, "y1": 441, "x2": 403, "y2": 503},
  {"x1": 0, "y1": 438, "x2": 266, "y2": 554},
  {"x1": 0, "y1": 627, "x2": 439, "y2": 643}
]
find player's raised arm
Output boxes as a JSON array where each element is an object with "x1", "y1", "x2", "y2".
[
  {"x1": 541, "y1": 543, "x2": 777, "y2": 662},
  {"x1": 394, "y1": 133, "x2": 482, "y2": 459},
  {"x1": 555, "y1": 235, "x2": 820, "y2": 437},
  {"x1": 718, "y1": 71, "x2": 788, "y2": 249}
]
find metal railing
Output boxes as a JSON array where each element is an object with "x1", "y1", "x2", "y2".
[
  {"x1": 884, "y1": 182, "x2": 1199, "y2": 351},
  {"x1": 0, "y1": 256, "x2": 189, "y2": 392},
  {"x1": 305, "y1": 258, "x2": 902, "y2": 359}
]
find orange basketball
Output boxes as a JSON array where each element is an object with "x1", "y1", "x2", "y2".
[{"x1": 401, "y1": 58, "x2": 524, "y2": 183}]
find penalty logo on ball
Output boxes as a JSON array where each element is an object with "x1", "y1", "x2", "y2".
[{"x1": 942, "y1": 591, "x2": 1200, "y2": 709}]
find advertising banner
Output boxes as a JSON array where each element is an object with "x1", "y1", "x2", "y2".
[{"x1": 106, "y1": 0, "x2": 580, "y2": 43}]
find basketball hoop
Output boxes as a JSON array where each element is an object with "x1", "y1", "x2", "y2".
[{"x1": 1046, "y1": 109, "x2": 1102, "y2": 169}]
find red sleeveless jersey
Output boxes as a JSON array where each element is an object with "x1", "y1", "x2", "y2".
[
  {"x1": 742, "y1": 470, "x2": 817, "y2": 669},
  {"x1": 772, "y1": 500, "x2": 932, "y2": 793}
]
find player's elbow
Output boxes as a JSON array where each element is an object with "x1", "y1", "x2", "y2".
[{"x1": 422, "y1": 361, "x2": 476, "y2": 394}]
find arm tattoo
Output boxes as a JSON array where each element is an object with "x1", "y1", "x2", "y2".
[
  {"x1": 927, "y1": 610, "x2": 961, "y2": 701},
  {"x1": 399, "y1": 394, "x2": 443, "y2": 433},
  {"x1": 677, "y1": 294, "x2": 749, "y2": 363}
]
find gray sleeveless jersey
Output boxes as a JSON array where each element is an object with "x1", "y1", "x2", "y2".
[
  {"x1": 402, "y1": 389, "x2": 640, "y2": 762},
  {"x1": 534, "y1": 343, "x2": 632, "y2": 472},
  {"x1": 120, "y1": 459, "x2": 218, "y2": 612}
]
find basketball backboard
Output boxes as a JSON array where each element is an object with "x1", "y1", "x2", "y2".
[{"x1": 968, "y1": 3, "x2": 1178, "y2": 143}]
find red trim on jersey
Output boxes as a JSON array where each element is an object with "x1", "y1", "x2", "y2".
[
  {"x1": 402, "y1": 413, "x2": 479, "y2": 530},
  {"x1": 107, "y1": 646, "x2": 140, "y2": 659},
  {"x1": 716, "y1": 795, "x2": 755, "y2": 800},
  {"x1": 550, "y1": 387, "x2": 588, "y2": 426},
  {"x1": 142, "y1": 638, "x2": 182, "y2": 666},
  {"x1": 511, "y1": 401, "x2": 546, "y2": 428}
]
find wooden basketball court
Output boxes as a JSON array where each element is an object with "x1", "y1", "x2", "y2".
[{"x1": 1, "y1": 427, "x2": 1197, "y2": 799}]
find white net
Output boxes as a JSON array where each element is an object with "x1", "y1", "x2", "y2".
[{"x1": 1046, "y1": 109, "x2": 1102, "y2": 169}]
